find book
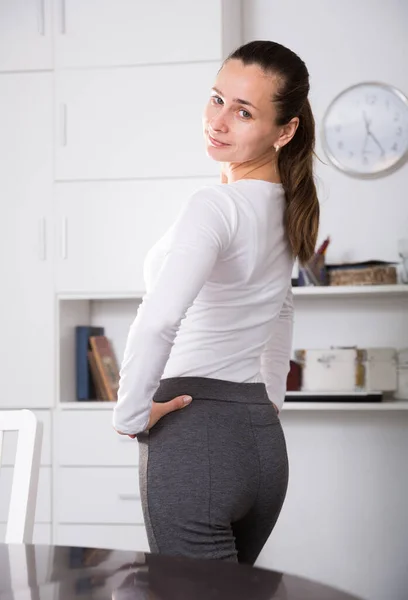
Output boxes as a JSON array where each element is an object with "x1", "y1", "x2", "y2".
[
  {"x1": 89, "y1": 335, "x2": 120, "y2": 402},
  {"x1": 75, "y1": 326, "x2": 105, "y2": 401},
  {"x1": 88, "y1": 350, "x2": 109, "y2": 401}
]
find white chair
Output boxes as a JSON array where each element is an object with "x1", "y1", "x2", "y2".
[{"x1": 0, "y1": 410, "x2": 43, "y2": 544}]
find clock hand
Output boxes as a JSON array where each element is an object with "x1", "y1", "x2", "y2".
[
  {"x1": 362, "y1": 131, "x2": 370, "y2": 156},
  {"x1": 362, "y1": 110, "x2": 370, "y2": 133},
  {"x1": 368, "y1": 130, "x2": 385, "y2": 156}
]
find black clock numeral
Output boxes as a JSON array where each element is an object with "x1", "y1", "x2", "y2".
[
  {"x1": 394, "y1": 113, "x2": 400, "y2": 122},
  {"x1": 338, "y1": 141, "x2": 344, "y2": 150},
  {"x1": 335, "y1": 125, "x2": 342, "y2": 133},
  {"x1": 392, "y1": 142, "x2": 398, "y2": 152},
  {"x1": 396, "y1": 126, "x2": 403, "y2": 136},
  {"x1": 349, "y1": 151, "x2": 354, "y2": 158},
  {"x1": 362, "y1": 155, "x2": 369, "y2": 165},
  {"x1": 366, "y1": 94, "x2": 376, "y2": 105}
]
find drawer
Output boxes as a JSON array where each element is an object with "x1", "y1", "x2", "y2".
[
  {"x1": 0, "y1": 524, "x2": 51, "y2": 545},
  {"x1": 56, "y1": 524, "x2": 149, "y2": 552},
  {"x1": 1, "y1": 410, "x2": 51, "y2": 466},
  {"x1": 56, "y1": 467, "x2": 144, "y2": 525},
  {"x1": 57, "y1": 411, "x2": 139, "y2": 466},
  {"x1": 0, "y1": 467, "x2": 51, "y2": 523}
]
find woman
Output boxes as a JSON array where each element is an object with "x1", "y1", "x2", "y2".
[{"x1": 113, "y1": 40, "x2": 319, "y2": 564}]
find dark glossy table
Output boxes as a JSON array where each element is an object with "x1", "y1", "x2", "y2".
[{"x1": 0, "y1": 544, "x2": 363, "y2": 600}]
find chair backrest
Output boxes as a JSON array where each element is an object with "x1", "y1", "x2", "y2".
[{"x1": 0, "y1": 410, "x2": 43, "y2": 544}]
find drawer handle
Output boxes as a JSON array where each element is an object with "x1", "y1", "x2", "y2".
[
  {"x1": 37, "y1": 0, "x2": 45, "y2": 35},
  {"x1": 118, "y1": 493, "x2": 140, "y2": 501}
]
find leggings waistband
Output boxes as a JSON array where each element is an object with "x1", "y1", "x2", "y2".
[{"x1": 153, "y1": 376, "x2": 270, "y2": 405}]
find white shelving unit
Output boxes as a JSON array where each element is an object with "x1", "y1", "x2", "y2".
[
  {"x1": 57, "y1": 283, "x2": 408, "y2": 411},
  {"x1": 58, "y1": 284, "x2": 408, "y2": 302}
]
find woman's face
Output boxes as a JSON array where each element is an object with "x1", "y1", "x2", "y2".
[{"x1": 203, "y1": 59, "x2": 280, "y2": 163}]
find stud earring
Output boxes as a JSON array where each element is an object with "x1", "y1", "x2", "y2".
[{"x1": 275, "y1": 145, "x2": 280, "y2": 152}]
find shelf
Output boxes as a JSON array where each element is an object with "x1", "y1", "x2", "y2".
[
  {"x1": 292, "y1": 284, "x2": 408, "y2": 297},
  {"x1": 58, "y1": 402, "x2": 115, "y2": 410},
  {"x1": 58, "y1": 291, "x2": 144, "y2": 300},
  {"x1": 283, "y1": 402, "x2": 408, "y2": 410},
  {"x1": 57, "y1": 284, "x2": 408, "y2": 301},
  {"x1": 58, "y1": 400, "x2": 408, "y2": 412}
]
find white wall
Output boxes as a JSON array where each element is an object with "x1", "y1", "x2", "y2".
[
  {"x1": 243, "y1": 0, "x2": 408, "y2": 264},
  {"x1": 244, "y1": 3, "x2": 408, "y2": 599}
]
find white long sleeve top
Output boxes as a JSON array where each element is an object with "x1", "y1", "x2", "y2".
[{"x1": 112, "y1": 179, "x2": 294, "y2": 435}]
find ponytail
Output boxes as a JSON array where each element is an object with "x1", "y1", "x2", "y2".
[{"x1": 278, "y1": 99, "x2": 320, "y2": 265}]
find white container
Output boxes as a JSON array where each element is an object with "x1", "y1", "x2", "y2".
[
  {"x1": 295, "y1": 348, "x2": 358, "y2": 392},
  {"x1": 295, "y1": 347, "x2": 398, "y2": 393},
  {"x1": 395, "y1": 349, "x2": 408, "y2": 400},
  {"x1": 357, "y1": 348, "x2": 397, "y2": 392}
]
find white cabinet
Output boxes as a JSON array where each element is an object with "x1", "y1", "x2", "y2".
[
  {"x1": 0, "y1": 0, "x2": 52, "y2": 71},
  {"x1": 53, "y1": 0, "x2": 240, "y2": 68},
  {"x1": 56, "y1": 524, "x2": 148, "y2": 552},
  {"x1": 57, "y1": 468, "x2": 144, "y2": 524},
  {"x1": 57, "y1": 411, "x2": 139, "y2": 466},
  {"x1": 54, "y1": 178, "x2": 217, "y2": 293},
  {"x1": 0, "y1": 74, "x2": 54, "y2": 408},
  {"x1": 55, "y1": 411, "x2": 148, "y2": 550},
  {"x1": 54, "y1": 64, "x2": 219, "y2": 181}
]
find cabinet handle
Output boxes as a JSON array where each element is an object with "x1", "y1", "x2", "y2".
[
  {"x1": 39, "y1": 218, "x2": 46, "y2": 261},
  {"x1": 37, "y1": 0, "x2": 45, "y2": 35},
  {"x1": 59, "y1": 0, "x2": 66, "y2": 34},
  {"x1": 61, "y1": 217, "x2": 68, "y2": 260},
  {"x1": 118, "y1": 493, "x2": 141, "y2": 502},
  {"x1": 60, "y1": 104, "x2": 67, "y2": 147}
]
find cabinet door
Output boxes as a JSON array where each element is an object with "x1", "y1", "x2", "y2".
[
  {"x1": 0, "y1": 74, "x2": 54, "y2": 408},
  {"x1": 54, "y1": 0, "x2": 224, "y2": 68},
  {"x1": 0, "y1": 0, "x2": 52, "y2": 71},
  {"x1": 55, "y1": 178, "x2": 217, "y2": 293},
  {"x1": 54, "y1": 64, "x2": 218, "y2": 181}
]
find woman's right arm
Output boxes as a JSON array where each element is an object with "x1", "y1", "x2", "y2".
[{"x1": 260, "y1": 286, "x2": 294, "y2": 413}]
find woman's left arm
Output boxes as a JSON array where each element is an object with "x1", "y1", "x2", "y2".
[{"x1": 112, "y1": 188, "x2": 236, "y2": 436}]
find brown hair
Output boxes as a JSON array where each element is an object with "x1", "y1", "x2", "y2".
[{"x1": 226, "y1": 41, "x2": 320, "y2": 264}]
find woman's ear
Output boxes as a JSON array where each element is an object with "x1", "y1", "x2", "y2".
[{"x1": 277, "y1": 117, "x2": 300, "y2": 148}]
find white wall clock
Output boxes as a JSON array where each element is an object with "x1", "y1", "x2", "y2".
[{"x1": 322, "y1": 82, "x2": 408, "y2": 178}]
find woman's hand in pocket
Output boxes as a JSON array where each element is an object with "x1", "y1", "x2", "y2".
[{"x1": 115, "y1": 395, "x2": 193, "y2": 439}]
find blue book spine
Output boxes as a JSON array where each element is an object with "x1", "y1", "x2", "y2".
[{"x1": 75, "y1": 326, "x2": 104, "y2": 400}]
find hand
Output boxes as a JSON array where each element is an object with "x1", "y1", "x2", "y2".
[
  {"x1": 114, "y1": 395, "x2": 193, "y2": 439},
  {"x1": 273, "y1": 403, "x2": 280, "y2": 415}
]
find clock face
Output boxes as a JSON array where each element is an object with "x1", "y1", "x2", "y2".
[{"x1": 322, "y1": 82, "x2": 408, "y2": 178}]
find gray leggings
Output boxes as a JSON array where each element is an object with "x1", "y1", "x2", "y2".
[{"x1": 137, "y1": 377, "x2": 289, "y2": 565}]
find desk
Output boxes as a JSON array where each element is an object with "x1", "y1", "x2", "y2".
[{"x1": 0, "y1": 544, "x2": 363, "y2": 599}]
